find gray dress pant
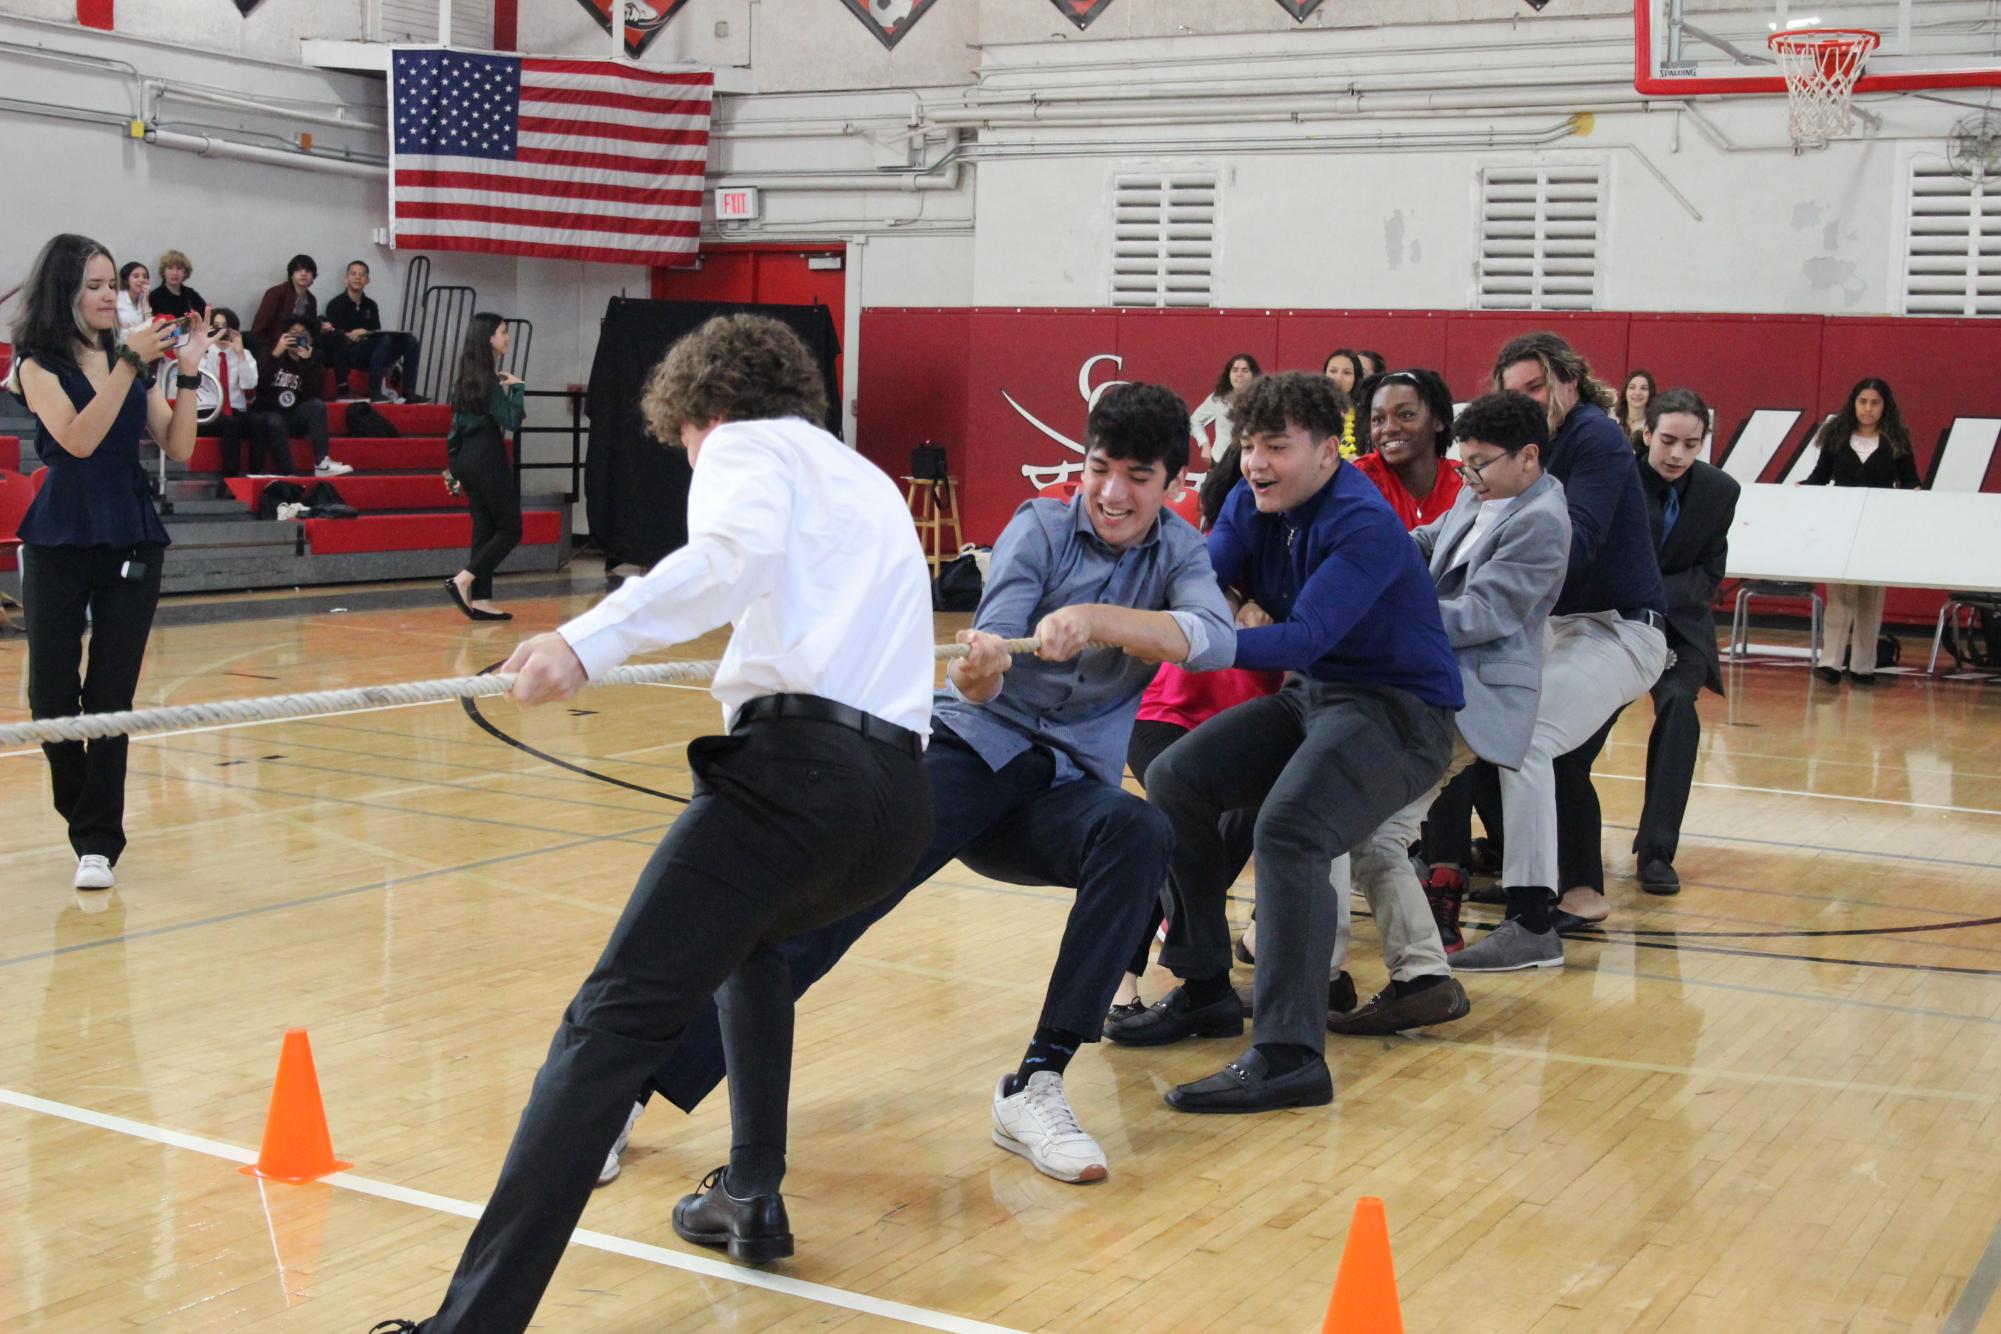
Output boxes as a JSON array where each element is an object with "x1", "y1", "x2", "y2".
[{"x1": 1148, "y1": 675, "x2": 1454, "y2": 1051}]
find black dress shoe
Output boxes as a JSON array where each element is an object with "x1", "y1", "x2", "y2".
[
  {"x1": 672, "y1": 1166, "x2": 794, "y2": 1263},
  {"x1": 1165, "y1": 1047, "x2": 1333, "y2": 1114},
  {"x1": 1467, "y1": 884, "x2": 1508, "y2": 906},
  {"x1": 1639, "y1": 857, "x2": 1681, "y2": 896},
  {"x1": 1328, "y1": 970, "x2": 1357, "y2": 1015},
  {"x1": 1469, "y1": 837, "x2": 1504, "y2": 876},
  {"x1": 1233, "y1": 932, "x2": 1255, "y2": 965},
  {"x1": 1327, "y1": 977, "x2": 1470, "y2": 1036},
  {"x1": 1103, "y1": 998, "x2": 1146, "y2": 1031},
  {"x1": 1104, "y1": 985, "x2": 1243, "y2": 1047},
  {"x1": 1814, "y1": 665, "x2": 1843, "y2": 684},
  {"x1": 368, "y1": 1322, "x2": 419, "y2": 1333},
  {"x1": 1847, "y1": 669, "x2": 1879, "y2": 686}
]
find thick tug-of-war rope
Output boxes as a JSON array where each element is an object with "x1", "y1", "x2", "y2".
[{"x1": 0, "y1": 638, "x2": 1063, "y2": 748}]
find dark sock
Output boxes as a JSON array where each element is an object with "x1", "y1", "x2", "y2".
[
  {"x1": 1181, "y1": 972, "x2": 1233, "y2": 1008},
  {"x1": 1504, "y1": 886, "x2": 1554, "y2": 934},
  {"x1": 1392, "y1": 973, "x2": 1448, "y2": 999},
  {"x1": 1254, "y1": 1042, "x2": 1318, "y2": 1076},
  {"x1": 724, "y1": 1145, "x2": 784, "y2": 1198},
  {"x1": 1006, "y1": 1026, "x2": 1084, "y2": 1096}
]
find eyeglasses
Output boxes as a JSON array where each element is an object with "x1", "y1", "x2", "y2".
[{"x1": 1453, "y1": 453, "x2": 1509, "y2": 483}]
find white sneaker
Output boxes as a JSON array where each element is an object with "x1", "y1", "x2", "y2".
[
  {"x1": 315, "y1": 458, "x2": 354, "y2": 476},
  {"x1": 74, "y1": 854, "x2": 114, "y2": 890},
  {"x1": 596, "y1": 1102, "x2": 643, "y2": 1187},
  {"x1": 991, "y1": 1072, "x2": 1108, "y2": 1184}
]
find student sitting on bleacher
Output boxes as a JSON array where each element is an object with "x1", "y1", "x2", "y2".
[
  {"x1": 251, "y1": 254, "x2": 332, "y2": 356},
  {"x1": 201, "y1": 308, "x2": 262, "y2": 493},
  {"x1": 324, "y1": 261, "x2": 424, "y2": 405},
  {"x1": 249, "y1": 318, "x2": 350, "y2": 476}
]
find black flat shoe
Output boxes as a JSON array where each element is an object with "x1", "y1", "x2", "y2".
[
  {"x1": 1165, "y1": 1047, "x2": 1333, "y2": 1114},
  {"x1": 1233, "y1": 933, "x2": 1255, "y2": 965},
  {"x1": 444, "y1": 578, "x2": 511, "y2": 621},
  {"x1": 672, "y1": 1166, "x2": 794, "y2": 1264},
  {"x1": 1104, "y1": 985, "x2": 1243, "y2": 1047},
  {"x1": 1814, "y1": 666, "x2": 1843, "y2": 684},
  {"x1": 1467, "y1": 884, "x2": 1508, "y2": 906},
  {"x1": 1550, "y1": 909, "x2": 1607, "y2": 935},
  {"x1": 1103, "y1": 998, "x2": 1147, "y2": 1031}
]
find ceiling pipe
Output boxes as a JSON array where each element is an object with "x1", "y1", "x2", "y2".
[
  {"x1": 146, "y1": 80, "x2": 385, "y2": 133},
  {"x1": 147, "y1": 127, "x2": 387, "y2": 179}
]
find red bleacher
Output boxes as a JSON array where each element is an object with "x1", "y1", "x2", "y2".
[
  {"x1": 0, "y1": 435, "x2": 18, "y2": 473},
  {"x1": 304, "y1": 509, "x2": 561, "y2": 555},
  {"x1": 189, "y1": 435, "x2": 453, "y2": 474},
  {"x1": 225, "y1": 475, "x2": 469, "y2": 512}
]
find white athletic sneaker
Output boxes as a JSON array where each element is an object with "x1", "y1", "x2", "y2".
[
  {"x1": 74, "y1": 854, "x2": 114, "y2": 891},
  {"x1": 315, "y1": 458, "x2": 354, "y2": 476},
  {"x1": 991, "y1": 1072, "x2": 1108, "y2": 1184},
  {"x1": 596, "y1": 1102, "x2": 643, "y2": 1187}
]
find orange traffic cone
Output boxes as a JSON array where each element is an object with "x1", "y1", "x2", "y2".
[
  {"x1": 1322, "y1": 1196, "x2": 1404, "y2": 1333},
  {"x1": 240, "y1": 1028, "x2": 352, "y2": 1183}
]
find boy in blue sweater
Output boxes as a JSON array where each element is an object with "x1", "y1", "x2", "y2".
[{"x1": 1110, "y1": 372, "x2": 1463, "y2": 1114}]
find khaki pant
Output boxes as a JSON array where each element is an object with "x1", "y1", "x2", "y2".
[
  {"x1": 1336, "y1": 737, "x2": 1477, "y2": 982},
  {"x1": 1820, "y1": 582, "x2": 1887, "y2": 675}
]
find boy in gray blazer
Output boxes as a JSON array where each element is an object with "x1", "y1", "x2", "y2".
[{"x1": 1331, "y1": 391, "x2": 1572, "y2": 1035}]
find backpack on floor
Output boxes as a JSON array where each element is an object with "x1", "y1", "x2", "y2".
[
  {"x1": 1875, "y1": 634, "x2": 1902, "y2": 670},
  {"x1": 343, "y1": 402, "x2": 400, "y2": 437},
  {"x1": 257, "y1": 481, "x2": 308, "y2": 520},
  {"x1": 932, "y1": 550, "x2": 983, "y2": 612}
]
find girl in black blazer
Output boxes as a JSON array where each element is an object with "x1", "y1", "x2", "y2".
[{"x1": 1800, "y1": 377, "x2": 1922, "y2": 684}]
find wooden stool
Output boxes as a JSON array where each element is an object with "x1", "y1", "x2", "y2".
[{"x1": 903, "y1": 475, "x2": 963, "y2": 573}]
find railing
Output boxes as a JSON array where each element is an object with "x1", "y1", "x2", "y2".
[
  {"x1": 398, "y1": 255, "x2": 431, "y2": 333},
  {"x1": 513, "y1": 386, "x2": 586, "y2": 504},
  {"x1": 410, "y1": 283, "x2": 476, "y2": 405}
]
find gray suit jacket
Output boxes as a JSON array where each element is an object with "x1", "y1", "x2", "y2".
[{"x1": 1410, "y1": 473, "x2": 1572, "y2": 769}]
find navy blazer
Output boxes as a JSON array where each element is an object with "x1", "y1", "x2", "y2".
[{"x1": 1545, "y1": 402, "x2": 1668, "y2": 619}]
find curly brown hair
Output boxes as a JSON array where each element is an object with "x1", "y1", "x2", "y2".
[
  {"x1": 640, "y1": 314, "x2": 829, "y2": 443},
  {"x1": 1231, "y1": 370, "x2": 1351, "y2": 444}
]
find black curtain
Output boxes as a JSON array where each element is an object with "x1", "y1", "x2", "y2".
[{"x1": 583, "y1": 297, "x2": 841, "y2": 570}]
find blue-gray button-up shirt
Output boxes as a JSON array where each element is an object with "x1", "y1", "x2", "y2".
[{"x1": 935, "y1": 496, "x2": 1237, "y2": 788}]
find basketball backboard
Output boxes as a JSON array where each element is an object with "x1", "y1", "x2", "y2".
[{"x1": 1635, "y1": 0, "x2": 2001, "y2": 94}]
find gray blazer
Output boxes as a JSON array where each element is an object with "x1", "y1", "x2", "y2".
[{"x1": 1411, "y1": 473, "x2": 1572, "y2": 770}]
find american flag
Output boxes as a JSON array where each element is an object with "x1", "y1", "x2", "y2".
[{"x1": 389, "y1": 48, "x2": 711, "y2": 267}]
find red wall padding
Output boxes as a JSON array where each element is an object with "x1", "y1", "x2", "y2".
[{"x1": 859, "y1": 306, "x2": 2001, "y2": 625}]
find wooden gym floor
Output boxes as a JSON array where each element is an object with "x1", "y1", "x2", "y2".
[{"x1": 0, "y1": 569, "x2": 1997, "y2": 1333}]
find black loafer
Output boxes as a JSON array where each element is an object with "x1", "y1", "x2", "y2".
[
  {"x1": 1467, "y1": 884, "x2": 1508, "y2": 906},
  {"x1": 1103, "y1": 998, "x2": 1147, "y2": 1032},
  {"x1": 1639, "y1": 857, "x2": 1681, "y2": 896},
  {"x1": 1327, "y1": 977, "x2": 1470, "y2": 1036},
  {"x1": 671, "y1": 1166, "x2": 794, "y2": 1264},
  {"x1": 1104, "y1": 985, "x2": 1243, "y2": 1047},
  {"x1": 1165, "y1": 1047, "x2": 1333, "y2": 1114}
]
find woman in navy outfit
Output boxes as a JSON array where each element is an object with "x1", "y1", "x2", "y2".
[{"x1": 6, "y1": 233, "x2": 206, "y2": 891}]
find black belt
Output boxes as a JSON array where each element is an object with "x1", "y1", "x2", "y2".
[
  {"x1": 1618, "y1": 608, "x2": 1666, "y2": 632},
  {"x1": 733, "y1": 693, "x2": 924, "y2": 758}
]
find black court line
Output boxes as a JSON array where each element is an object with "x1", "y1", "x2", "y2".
[{"x1": 460, "y1": 665, "x2": 689, "y2": 805}]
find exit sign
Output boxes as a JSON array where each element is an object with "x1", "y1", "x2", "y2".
[{"x1": 716, "y1": 187, "x2": 760, "y2": 220}]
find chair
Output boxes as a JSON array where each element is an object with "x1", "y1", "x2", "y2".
[
  {"x1": 903, "y1": 442, "x2": 963, "y2": 574},
  {"x1": 1728, "y1": 580, "x2": 1823, "y2": 662},
  {"x1": 0, "y1": 468, "x2": 34, "y2": 628},
  {"x1": 1928, "y1": 592, "x2": 2001, "y2": 675}
]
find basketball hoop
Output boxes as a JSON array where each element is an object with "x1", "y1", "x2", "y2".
[{"x1": 1767, "y1": 28, "x2": 1880, "y2": 150}]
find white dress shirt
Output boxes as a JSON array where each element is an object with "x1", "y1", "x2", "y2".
[
  {"x1": 201, "y1": 343, "x2": 258, "y2": 410},
  {"x1": 115, "y1": 292, "x2": 151, "y2": 339},
  {"x1": 1447, "y1": 494, "x2": 1518, "y2": 570},
  {"x1": 558, "y1": 415, "x2": 936, "y2": 738}
]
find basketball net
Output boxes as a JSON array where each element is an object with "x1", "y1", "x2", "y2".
[{"x1": 1768, "y1": 28, "x2": 1880, "y2": 151}]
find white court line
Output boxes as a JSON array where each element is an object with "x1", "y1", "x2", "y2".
[
  {"x1": 0, "y1": 1085, "x2": 1027, "y2": 1334},
  {"x1": 0, "y1": 697, "x2": 452, "y2": 761},
  {"x1": 1593, "y1": 771, "x2": 2001, "y2": 819}
]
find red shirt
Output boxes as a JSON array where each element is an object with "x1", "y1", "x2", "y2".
[
  {"x1": 1353, "y1": 452, "x2": 1463, "y2": 532},
  {"x1": 1136, "y1": 662, "x2": 1285, "y2": 730}
]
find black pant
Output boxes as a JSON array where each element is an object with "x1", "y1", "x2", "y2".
[
  {"x1": 211, "y1": 415, "x2": 256, "y2": 479},
  {"x1": 1423, "y1": 761, "x2": 1503, "y2": 869},
  {"x1": 634, "y1": 723, "x2": 1171, "y2": 1117},
  {"x1": 452, "y1": 427, "x2": 522, "y2": 601},
  {"x1": 1556, "y1": 645, "x2": 1706, "y2": 890},
  {"x1": 419, "y1": 712, "x2": 933, "y2": 1334},
  {"x1": 1148, "y1": 676, "x2": 1454, "y2": 1051},
  {"x1": 245, "y1": 399, "x2": 328, "y2": 469},
  {"x1": 22, "y1": 543, "x2": 164, "y2": 863},
  {"x1": 1123, "y1": 718, "x2": 1257, "y2": 978},
  {"x1": 337, "y1": 331, "x2": 421, "y2": 398}
]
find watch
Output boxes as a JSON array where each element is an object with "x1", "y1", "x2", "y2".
[{"x1": 176, "y1": 372, "x2": 202, "y2": 391}]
